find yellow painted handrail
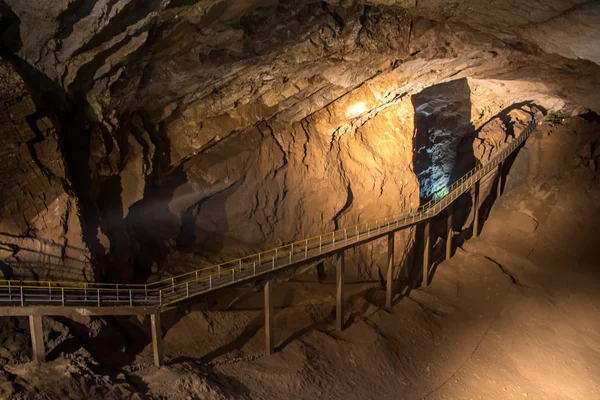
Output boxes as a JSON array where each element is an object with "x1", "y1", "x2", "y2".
[{"x1": 0, "y1": 120, "x2": 537, "y2": 307}]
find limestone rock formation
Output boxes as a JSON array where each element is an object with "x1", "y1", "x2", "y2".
[
  {"x1": 0, "y1": 0, "x2": 599, "y2": 284},
  {"x1": 0, "y1": 62, "x2": 91, "y2": 281}
]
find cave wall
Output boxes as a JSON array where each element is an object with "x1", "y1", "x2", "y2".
[
  {"x1": 1, "y1": 0, "x2": 600, "y2": 283},
  {"x1": 0, "y1": 62, "x2": 91, "y2": 281}
]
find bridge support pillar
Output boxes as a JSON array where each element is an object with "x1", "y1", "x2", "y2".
[
  {"x1": 446, "y1": 203, "x2": 454, "y2": 260},
  {"x1": 29, "y1": 315, "x2": 45, "y2": 363},
  {"x1": 423, "y1": 220, "x2": 431, "y2": 287},
  {"x1": 264, "y1": 280, "x2": 274, "y2": 355},
  {"x1": 150, "y1": 312, "x2": 163, "y2": 367},
  {"x1": 472, "y1": 180, "x2": 480, "y2": 237},
  {"x1": 497, "y1": 162, "x2": 504, "y2": 198},
  {"x1": 386, "y1": 232, "x2": 395, "y2": 309},
  {"x1": 336, "y1": 250, "x2": 345, "y2": 331}
]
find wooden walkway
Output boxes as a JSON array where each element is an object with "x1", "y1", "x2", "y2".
[{"x1": 0, "y1": 120, "x2": 538, "y2": 365}]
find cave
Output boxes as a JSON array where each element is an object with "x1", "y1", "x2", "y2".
[{"x1": 0, "y1": 1, "x2": 599, "y2": 398}]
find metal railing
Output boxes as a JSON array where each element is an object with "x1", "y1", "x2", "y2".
[{"x1": 0, "y1": 121, "x2": 537, "y2": 309}]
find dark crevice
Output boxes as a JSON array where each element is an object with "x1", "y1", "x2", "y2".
[
  {"x1": 580, "y1": 110, "x2": 600, "y2": 123},
  {"x1": 166, "y1": 0, "x2": 200, "y2": 9},
  {"x1": 71, "y1": 0, "x2": 162, "y2": 58},
  {"x1": 332, "y1": 182, "x2": 353, "y2": 230},
  {"x1": 56, "y1": 0, "x2": 98, "y2": 42},
  {"x1": 24, "y1": 113, "x2": 56, "y2": 182},
  {"x1": 328, "y1": 10, "x2": 345, "y2": 30},
  {"x1": 483, "y1": 255, "x2": 518, "y2": 285},
  {"x1": 69, "y1": 27, "x2": 149, "y2": 95}
]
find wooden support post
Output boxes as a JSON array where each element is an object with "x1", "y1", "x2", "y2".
[
  {"x1": 423, "y1": 220, "x2": 431, "y2": 287},
  {"x1": 336, "y1": 250, "x2": 345, "y2": 331},
  {"x1": 386, "y1": 232, "x2": 395, "y2": 309},
  {"x1": 497, "y1": 162, "x2": 503, "y2": 198},
  {"x1": 29, "y1": 315, "x2": 45, "y2": 363},
  {"x1": 150, "y1": 312, "x2": 164, "y2": 367},
  {"x1": 472, "y1": 180, "x2": 480, "y2": 238},
  {"x1": 446, "y1": 203, "x2": 454, "y2": 260},
  {"x1": 264, "y1": 280, "x2": 274, "y2": 355}
]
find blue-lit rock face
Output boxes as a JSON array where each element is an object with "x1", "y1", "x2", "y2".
[
  {"x1": 416, "y1": 128, "x2": 457, "y2": 201},
  {"x1": 412, "y1": 79, "x2": 475, "y2": 203}
]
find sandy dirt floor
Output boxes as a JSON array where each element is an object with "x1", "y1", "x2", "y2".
[{"x1": 134, "y1": 132, "x2": 600, "y2": 399}]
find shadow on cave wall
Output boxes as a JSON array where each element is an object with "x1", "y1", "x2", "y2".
[
  {"x1": 124, "y1": 164, "x2": 188, "y2": 283},
  {"x1": 406, "y1": 78, "x2": 478, "y2": 285}
]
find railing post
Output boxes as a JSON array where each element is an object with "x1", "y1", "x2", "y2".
[
  {"x1": 272, "y1": 255, "x2": 275, "y2": 270},
  {"x1": 210, "y1": 274, "x2": 212, "y2": 289},
  {"x1": 159, "y1": 289, "x2": 162, "y2": 306},
  {"x1": 171, "y1": 279, "x2": 174, "y2": 292},
  {"x1": 8, "y1": 281, "x2": 11, "y2": 301},
  {"x1": 129, "y1": 290, "x2": 133, "y2": 306},
  {"x1": 61, "y1": 288, "x2": 65, "y2": 306},
  {"x1": 332, "y1": 232, "x2": 335, "y2": 247},
  {"x1": 20, "y1": 287, "x2": 24, "y2": 306},
  {"x1": 344, "y1": 229, "x2": 347, "y2": 243},
  {"x1": 117, "y1": 284, "x2": 119, "y2": 301},
  {"x1": 186, "y1": 282, "x2": 189, "y2": 298},
  {"x1": 97, "y1": 289, "x2": 100, "y2": 306},
  {"x1": 48, "y1": 282, "x2": 51, "y2": 300},
  {"x1": 195, "y1": 271, "x2": 198, "y2": 283},
  {"x1": 253, "y1": 262, "x2": 256, "y2": 275},
  {"x1": 319, "y1": 236, "x2": 322, "y2": 253},
  {"x1": 305, "y1": 239, "x2": 308, "y2": 258},
  {"x1": 145, "y1": 286, "x2": 148, "y2": 301}
]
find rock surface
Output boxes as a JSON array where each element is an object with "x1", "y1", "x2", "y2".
[
  {"x1": 0, "y1": 117, "x2": 597, "y2": 400},
  {"x1": 0, "y1": 2, "x2": 599, "y2": 399},
  {"x1": 0, "y1": 1, "x2": 599, "y2": 284},
  {"x1": 0, "y1": 61, "x2": 92, "y2": 281}
]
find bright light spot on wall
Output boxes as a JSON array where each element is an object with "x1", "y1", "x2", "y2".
[{"x1": 346, "y1": 102, "x2": 367, "y2": 118}]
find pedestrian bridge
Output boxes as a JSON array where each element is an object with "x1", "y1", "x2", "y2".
[{"x1": 0, "y1": 120, "x2": 538, "y2": 366}]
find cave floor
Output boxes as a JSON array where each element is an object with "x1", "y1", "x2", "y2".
[
  {"x1": 426, "y1": 170, "x2": 600, "y2": 399},
  {"x1": 125, "y1": 163, "x2": 600, "y2": 399},
  {"x1": 3, "y1": 129, "x2": 600, "y2": 400}
]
